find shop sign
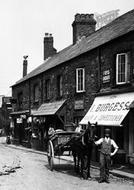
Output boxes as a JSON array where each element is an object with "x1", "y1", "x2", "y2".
[
  {"x1": 21, "y1": 115, "x2": 26, "y2": 119},
  {"x1": 102, "y1": 70, "x2": 110, "y2": 83},
  {"x1": 74, "y1": 100, "x2": 84, "y2": 110},
  {"x1": 80, "y1": 92, "x2": 134, "y2": 126},
  {"x1": 16, "y1": 118, "x2": 22, "y2": 124},
  {"x1": 94, "y1": 9, "x2": 120, "y2": 29}
]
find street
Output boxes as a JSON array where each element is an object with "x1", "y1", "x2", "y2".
[{"x1": 0, "y1": 137, "x2": 133, "y2": 190}]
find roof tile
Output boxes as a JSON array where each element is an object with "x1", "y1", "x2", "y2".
[{"x1": 13, "y1": 9, "x2": 134, "y2": 86}]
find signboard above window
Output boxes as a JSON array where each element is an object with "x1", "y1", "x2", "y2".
[
  {"x1": 74, "y1": 100, "x2": 84, "y2": 110},
  {"x1": 102, "y1": 70, "x2": 110, "y2": 83}
]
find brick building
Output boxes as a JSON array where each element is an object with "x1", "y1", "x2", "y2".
[
  {"x1": 11, "y1": 10, "x2": 134, "y2": 163},
  {"x1": 0, "y1": 96, "x2": 12, "y2": 135}
]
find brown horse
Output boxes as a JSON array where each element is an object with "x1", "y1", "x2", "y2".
[{"x1": 70, "y1": 122, "x2": 97, "y2": 179}]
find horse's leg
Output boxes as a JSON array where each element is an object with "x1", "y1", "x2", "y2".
[
  {"x1": 87, "y1": 154, "x2": 91, "y2": 178},
  {"x1": 80, "y1": 156, "x2": 84, "y2": 178},
  {"x1": 73, "y1": 151, "x2": 77, "y2": 171},
  {"x1": 87, "y1": 147, "x2": 93, "y2": 178},
  {"x1": 81, "y1": 154, "x2": 89, "y2": 179},
  {"x1": 76, "y1": 154, "x2": 80, "y2": 173}
]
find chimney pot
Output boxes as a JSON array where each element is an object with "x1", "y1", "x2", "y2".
[
  {"x1": 23, "y1": 55, "x2": 28, "y2": 77},
  {"x1": 72, "y1": 13, "x2": 96, "y2": 44},
  {"x1": 43, "y1": 33, "x2": 57, "y2": 60}
]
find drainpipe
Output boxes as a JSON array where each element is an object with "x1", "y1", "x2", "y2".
[
  {"x1": 28, "y1": 79, "x2": 33, "y2": 134},
  {"x1": 98, "y1": 48, "x2": 101, "y2": 92},
  {"x1": 28, "y1": 79, "x2": 31, "y2": 116},
  {"x1": 41, "y1": 74, "x2": 44, "y2": 104}
]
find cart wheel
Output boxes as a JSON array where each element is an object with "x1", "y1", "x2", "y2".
[{"x1": 47, "y1": 140, "x2": 54, "y2": 171}]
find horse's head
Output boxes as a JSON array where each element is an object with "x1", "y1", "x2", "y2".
[{"x1": 83, "y1": 122, "x2": 97, "y2": 144}]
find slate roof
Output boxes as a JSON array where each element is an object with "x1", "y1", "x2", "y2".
[{"x1": 13, "y1": 9, "x2": 134, "y2": 87}]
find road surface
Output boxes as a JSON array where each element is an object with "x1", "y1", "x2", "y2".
[{"x1": 0, "y1": 137, "x2": 133, "y2": 190}]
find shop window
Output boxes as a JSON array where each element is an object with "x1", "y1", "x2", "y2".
[
  {"x1": 45, "y1": 79, "x2": 50, "y2": 100},
  {"x1": 57, "y1": 75, "x2": 63, "y2": 98},
  {"x1": 76, "y1": 68, "x2": 85, "y2": 93},
  {"x1": 33, "y1": 84, "x2": 39, "y2": 102},
  {"x1": 116, "y1": 53, "x2": 130, "y2": 85},
  {"x1": 114, "y1": 127, "x2": 124, "y2": 150},
  {"x1": 73, "y1": 116, "x2": 83, "y2": 126},
  {"x1": 17, "y1": 92, "x2": 23, "y2": 110}
]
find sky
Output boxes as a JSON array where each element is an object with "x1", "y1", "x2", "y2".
[{"x1": 0, "y1": 0, "x2": 134, "y2": 96}]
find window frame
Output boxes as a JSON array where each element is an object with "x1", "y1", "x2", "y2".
[
  {"x1": 116, "y1": 53, "x2": 129, "y2": 85},
  {"x1": 33, "y1": 84, "x2": 39, "y2": 102},
  {"x1": 57, "y1": 75, "x2": 63, "y2": 98},
  {"x1": 76, "y1": 68, "x2": 85, "y2": 93},
  {"x1": 17, "y1": 92, "x2": 23, "y2": 110},
  {"x1": 45, "y1": 79, "x2": 50, "y2": 100}
]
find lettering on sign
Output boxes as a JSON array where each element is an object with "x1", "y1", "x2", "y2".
[
  {"x1": 102, "y1": 70, "x2": 110, "y2": 83},
  {"x1": 98, "y1": 114, "x2": 123, "y2": 122},
  {"x1": 74, "y1": 100, "x2": 84, "y2": 110},
  {"x1": 17, "y1": 118, "x2": 22, "y2": 124},
  {"x1": 94, "y1": 10, "x2": 120, "y2": 29},
  {"x1": 95, "y1": 101, "x2": 131, "y2": 112}
]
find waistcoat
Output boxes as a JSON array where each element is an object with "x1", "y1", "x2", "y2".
[{"x1": 100, "y1": 138, "x2": 111, "y2": 155}]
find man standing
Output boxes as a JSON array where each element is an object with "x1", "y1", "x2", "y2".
[{"x1": 95, "y1": 128, "x2": 118, "y2": 183}]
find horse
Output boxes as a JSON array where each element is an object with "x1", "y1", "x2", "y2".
[{"x1": 69, "y1": 122, "x2": 97, "y2": 179}]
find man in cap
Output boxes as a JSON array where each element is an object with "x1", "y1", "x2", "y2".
[{"x1": 95, "y1": 128, "x2": 118, "y2": 183}]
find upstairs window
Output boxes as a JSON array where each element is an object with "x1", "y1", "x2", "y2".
[
  {"x1": 76, "y1": 68, "x2": 85, "y2": 92},
  {"x1": 17, "y1": 92, "x2": 23, "y2": 110},
  {"x1": 45, "y1": 79, "x2": 50, "y2": 100},
  {"x1": 33, "y1": 84, "x2": 39, "y2": 102},
  {"x1": 57, "y1": 75, "x2": 63, "y2": 98},
  {"x1": 116, "y1": 53, "x2": 130, "y2": 85}
]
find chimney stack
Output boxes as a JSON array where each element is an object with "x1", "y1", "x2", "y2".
[
  {"x1": 43, "y1": 33, "x2": 57, "y2": 60},
  {"x1": 23, "y1": 55, "x2": 28, "y2": 77},
  {"x1": 72, "y1": 14, "x2": 96, "y2": 44}
]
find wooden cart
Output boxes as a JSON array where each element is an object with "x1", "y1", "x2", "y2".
[{"x1": 47, "y1": 130, "x2": 80, "y2": 171}]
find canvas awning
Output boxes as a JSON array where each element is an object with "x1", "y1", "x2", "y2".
[
  {"x1": 10, "y1": 110, "x2": 29, "y2": 115},
  {"x1": 32, "y1": 100, "x2": 66, "y2": 116},
  {"x1": 80, "y1": 92, "x2": 134, "y2": 126}
]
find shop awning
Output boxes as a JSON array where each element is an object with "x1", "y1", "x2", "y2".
[
  {"x1": 32, "y1": 100, "x2": 66, "y2": 116},
  {"x1": 10, "y1": 110, "x2": 29, "y2": 115},
  {"x1": 80, "y1": 92, "x2": 134, "y2": 126}
]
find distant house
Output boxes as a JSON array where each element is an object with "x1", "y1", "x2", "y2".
[
  {"x1": 11, "y1": 10, "x2": 134, "y2": 164},
  {"x1": 0, "y1": 96, "x2": 12, "y2": 135}
]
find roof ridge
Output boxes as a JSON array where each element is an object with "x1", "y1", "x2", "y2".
[
  {"x1": 12, "y1": 9, "x2": 134, "y2": 87},
  {"x1": 86, "y1": 9, "x2": 134, "y2": 42}
]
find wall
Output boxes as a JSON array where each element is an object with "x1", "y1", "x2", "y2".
[
  {"x1": 100, "y1": 31, "x2": 134, "y2": 91},
  {"x1": 12, "y1": 48, "x2": 99, "y2": 125}
]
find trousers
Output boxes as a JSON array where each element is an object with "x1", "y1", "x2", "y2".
[{"x1": 100, "y1": 152, "x2": 111, "y2": 180}]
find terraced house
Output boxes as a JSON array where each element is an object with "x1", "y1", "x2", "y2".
[{"x1": 11, "y1": 9, "x2": 134, "y2": 164}]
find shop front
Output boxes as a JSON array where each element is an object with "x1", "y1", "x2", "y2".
[
  {"x1": 31, "y1": 100, "x2": 66, "y2": 151},
  {"x1": 80, "y1": 92, "x2": 134, "y2": 164},
  {"x1": 10, "y1": 110, "x2": 31, "y2": 147}
]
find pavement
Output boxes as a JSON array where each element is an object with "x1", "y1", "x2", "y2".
[{"x1": 1, "y1": 137, "x2": 134, "y2": 181}]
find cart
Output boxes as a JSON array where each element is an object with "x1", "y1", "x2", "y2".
[{"x1": 47, "y1": 130, "x2": 80, "y2": 171}]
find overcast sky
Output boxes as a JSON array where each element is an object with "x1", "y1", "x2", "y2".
[{"x1": 0, "y1": 0, "x2": 134, "y2": 96}]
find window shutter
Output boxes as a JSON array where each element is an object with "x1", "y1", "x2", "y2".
[{"x1": 127, "y1": 52, "x2": 131, "y2": 82}]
